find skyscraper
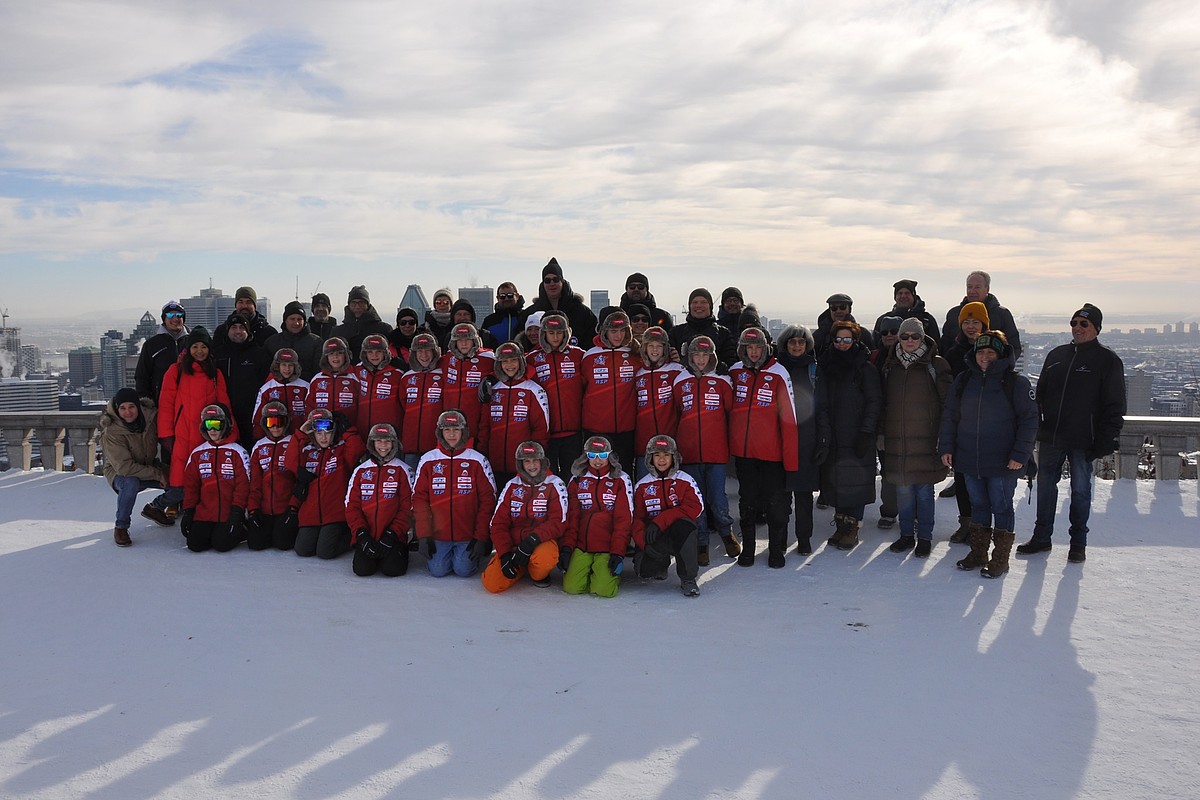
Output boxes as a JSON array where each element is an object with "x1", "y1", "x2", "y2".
[
  {"x1": 590, "y1": 290, "x2": 609, "y2": 319},
  {"x1": 68, "y1": 347, "x2": 102, "y2": 388},
  {"x1": 101, "y1": 330, "x2": 127, "y2": 398},
  {"x1": 458, "y1": 287, "x2": 493, "y2": 318},
  {"x1": 399, "y1": 284, "x2": 430, "y2": 316}
]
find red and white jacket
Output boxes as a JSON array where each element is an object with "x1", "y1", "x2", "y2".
[
  {"x1": 305, "y1": 369, "x2": 361, "y2": 428},
  {"x1": 353, "y1": 363, "x2": 404, "y2": 434},
  {"x1": 528, "y1": 346, "x2": 586, "y2": 437},
  {"x1": 438, "y1": 352, "x2": 495, "y2": 434},
  {"x1": 183, "y1": 437, "x2": 251, "y2": 523},
  {"x1": 672, "y1": 371, "x2": 733, "y2": 465},
  {"x1": 345, "y1": 457, "x2": 416, "y2": 544},
  {"x1": 489, "y1": 474, "x2": 568, "y2": 556},
  {"x1": 284, "y1": 428, "x2": 367, "y2": 527},
  {"x1": 632, "y1": 468, "x2": 704, "y2": 549},
  {"x1": 580, "y1": 344, "x2": 638, "y2": 433},
  {"x1": 399, "y1": 368, "x2": 445, "y2": 457},
  {"x1": 634, "y1": 363, "x2": 684, "y2": 454},
  {"x1": 252, "y1": 378, "x2": 309, "y2": 437},
  {"x1": 564, "y1": 466, "x2": 634, "y2": 555},
  {"x1": 728, "y1": 358, "x2": 799, "y2": 470},
  {"x1": 413, "y1": 444, "x2": 497, "y2": 543},
  {"x1": 247, "y1": 434, "x2": 296, "y2": 516},
  {"x1": 478, "y1": 379, "x2": 550, "y2": 475}
]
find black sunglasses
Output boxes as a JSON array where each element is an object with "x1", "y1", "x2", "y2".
[
  {"x1": 898, "y1": 333, "x2": 922, "y2": 341},
  {"x1": 543, "y1": 276, "x2": 561, "y2": 284},
  {"x1": 627, "y1": 283, "x2": 646, "y2": 291},
  {"x1": 830, "y1": 304, "x2": 849, "y2": 311},
  {"x1": 1070, "y1": 319, "x2": 1090, "y2": 328},
  {"x1": 497, "y1": 292, "x2": 516, "y2": 300}
]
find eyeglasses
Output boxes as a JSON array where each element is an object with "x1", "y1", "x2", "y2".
[
  {"x1": 898, "y1": 333, "x2": 922, "y2": 341},
  {"x1": 497, "y1": 293, "x2": 516, "y2": 300},
  {"x1": 202, "y1": 418, "x2": 224, "y2": 431},
  {"x1": 586, "y1": 451, "x2": 611, "y2": 459},
  {"x1": 1070, "y1": 319, "x2": 1090, "y2": 328},
  {"x1": 543, "y1": 276, "x2": 561, "y2": 284},
  {"x1": 830, "y1": 304, "x2": 849, "y2": 311},
  {"x1": 627, "y1": 283, "x2": 646, "y2": 291},
  {"x1": 631, "y1": 315, "x2": 651, "y2": 323},
  {"x1": 398, "y1": 320, "x2": 417, "y2": 327},
  {"x1": 833, "y1": 336, "x2": 854, "y2": 344},
  {"x1": 312, "y1": 419, "x2": 334, "y2": 432}
]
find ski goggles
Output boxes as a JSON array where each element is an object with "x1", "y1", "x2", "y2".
[
  {"x1": 312, "y1": 418, "x2": 335, "y2": 432},
  {"x1": 202, "y1": 418, "x2": 224, "y2": 431},
  {"x1": 263, "y1": 415, "x2": 287, "y2": 429}
]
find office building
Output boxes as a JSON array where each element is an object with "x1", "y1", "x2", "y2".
[
  {"x1": 458, "y1": 287, "x2": 494, "y2": 317},
  {"x1": 590, "y1": 290, "x2": 609, "y2": 319},
  {"x1": 399, "y1": 285, "x2": 430, "y2": 316}
]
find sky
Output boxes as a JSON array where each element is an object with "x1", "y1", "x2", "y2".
[
  {"x1": 1, "y1": 1, "x2": 1199, "y2": 324},
  {"x1": 2, "y1": 469, "x2": 1198, "y2": 799}
]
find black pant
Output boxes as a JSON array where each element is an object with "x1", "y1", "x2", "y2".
[
  {"x1": 246, "y1": 512, "x2": 297, "y2": 551},
  {"x1": 735, "y1": 457, "x2": 790, "y2": 528},
  {"x1": 586, "y1": 430, "x2": 634, "y2": 477},
  {"x1": 187, "y1": 519, "x2": 242, "y2": 553},
  {"x1": 353, "y1": 545, "x2": 410, "y2": 577},
  {"x1": 295, "y1": 524, "x2": 351, "y2": 559},
  {"x1": 638, "y1": 519, "x2": 699, "y2": 581},
  {"x1": 792, "y1": 491, "x2": 814, "y2": 545},
  {"x1": 546, "y1": 433, "x2": 583, "y2": 477}
]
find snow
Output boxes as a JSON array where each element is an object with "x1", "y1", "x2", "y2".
[{"x1": 0, "y1": 471, "x2": 1197, "y2": 800}]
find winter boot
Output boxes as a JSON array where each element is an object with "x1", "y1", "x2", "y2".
[
  {"x1": 1016, "y1": 538, "x2": 1053, "y2": 555},
  {"x1": 949, "y1": 515, "x2": 971, "y2": 544},
  {"x1": 833, "y1": 514, "x2": 860, "y2": 551},
  {"x1": 956, "y1": 524, "x2": 992, "y2": 570},
  {"x1": 738, "y1": 520, "x2": 757, "y2": 566},
  {"x1": 796, "y1": 536, "x2": 812, "y2": 556},
  {"x1": 141, "y1": 503, "x2": 174, "y2": 527},
  {"x1": 697, "y1": 546, "x2": 710, "y2": 567},
  {"x1": 113, "y1": 527, "x2": 131, "y2": 547},
  {"x1": 1067, "y1": 545, "x2": 1086, "y2": 563},
  {"x1": 889, "y1": 535, "x2": 915, "y2": 553},
  {"x1": 721, "y1": 532, "x2": 742, "y2": 558},
  {"x1": 767, "y1": 526, "x2": 787, "y2": 568},
  {"x1": 981, "y1": 530, "x2": 1015, "y2": 578},
  {"x1": 913, "y1": 538, "x2": 932, "y2": 558}
]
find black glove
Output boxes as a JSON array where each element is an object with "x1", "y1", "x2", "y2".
[
  {"x1": 418, "y1": 537, "x2": 435, "y2": 559},
  {"x1": 379, "y1": 529, "x2": 400, "y2": 553},
  {"x1": 1088, "y1": 439, "x2": 1118, "y2": 461},
  {"x1": 468, "y1": 538, "x2": 491, "y2": 563},
  {"x1": 356, "y1": 530, "x2": 378, "y2": 558},
  {"x1": 517, "y1": 533, "x2": 539, "y2": 557},
  {"x1": 643, "y1": 520, "x2": 661, "y2": 547},
  {"x1": 813, "y1": 438, "x2": 830, "y2": 466},
  {"x1": 608, "y1": 553, "x2": 624, "y2": 575},
  {"x1": 854, "y1": 431, "x2": 874, "y2": 459},
  {"x1": 477, "y1": 374, "x2": 499, "y2": 404},
  {"x1": 245, "y1": 510, "x2": 264, "y2": 533},
  {"x1": 292, "y1": 467, "x2": 315, "y2": 502},
  {"x1": 499, "y1": 551, "x2": 520, "y2": 578},
  {"x1": 180, "y1": 507, "x2": 195, "y2": 537},
  {"x1": 227, "y1": 506, "x2": 246, "y2": 540},
  {"x1": 558, "y1": 546, "x2": 573, "y2": 572},
  {"x1": 280, "y1": 507, "x2": 299, "y2": 539}
]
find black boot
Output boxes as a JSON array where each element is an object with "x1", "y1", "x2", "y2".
[
  {"x1": 767, "y1": 526, "x2": 787, "y2": 568},
  {"x1": 738, "y1": 519, "x2": 756, "y2": 566},
  {"x1": 889, "y1": 535, "x2": 915, "y2": 553}
]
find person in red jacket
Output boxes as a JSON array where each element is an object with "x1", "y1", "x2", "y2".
[
  {"x1": 252, "y1": 348, "x2": 309, "y2": 438},
  {"x1": 145, "y1": 326, "x2": 237, "y2": 527},
  {"x1": 478, "y1": 342, "x2": 550, "y2": 486},
  {"x1": 581, "y1": 310, "x2": 639, "y2": 470},
  {"x1": 438, "y1": 323, "x2": 495, "y2": 436},
  {"x1": 633, "y1": 326, "x2": 683, "y2": 479},
  {"x1": 246, "y1": 400, "x2": 298, "y2": 551},
  {"x1": 632, "y1": 434, "x2": 704, "y2": 596},
  {"x1": 346, "y1": 424, "x2": 416, "y2": 578},
  {"x1": 305, "y1": 337, "x2": 360, "y2": 431},
  {"x1": 562, "y1": 435, "x2": 634, "y2": 598},
  {"x1": 399, "y1": 332, "x2": 444, "y2": 471},
  {"x1": 180, "y1": 404, "x2": 250, "y2": 553},
  {"x1": 528, "y1": 312, "x2": 586, "y2": 476},
  {"x1": 412, "y1": 410, "x2": 497, "y2": 577},
  {"x1": 482, "y1": 441, "x2": 568, "y2": 593},
  {"x1": 285, "y1": 407, "x2": 366, "y2": 559},
  {"x1": 728, "y1": 327, "x2": 799, "y2": 568},
  {"x1": 671, "y1": 335, "x2": 740, "y2": 564},
  {"x1": 354, "y1": 334, "x2": 404, "y2": 435}
]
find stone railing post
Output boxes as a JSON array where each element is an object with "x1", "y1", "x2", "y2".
[
  {"x1": 35, "y1": 426, "x2": 66, "y2": 471},
  {"x1": 0, "y1": 425, "x2": 35, "y2": 471},
  {"x1": 66, "y1": 425, "x2": 101, "y2": 474},
  {"x1": 1116, "y1": 431, "x2": 1142, "y2": 480}
]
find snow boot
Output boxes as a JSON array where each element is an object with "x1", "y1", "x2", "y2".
[
  {"x1": 767, "y1": 526, "x2": 787, "y2": 568},
  {"x1": 956, "y1": 524, "x2": 992, "y2": 570},
  {"x1": 889, "y1": 535, "x2": 915, "y2": 553},
  {"x1": 681, "y1": 579, "x2": 700, "y2": 597},
  {"x1": 114, "y1": 527, "x2": 131, "y2": 547},
  {"x1": 833, "y1": 514, "x2": 860, "y2": 551},
  {"x1": 697, "y1": 546, "x2": 710, "y2": 567},
  {"x1": 981, "y1": 530, "x2": 1015, "y2": 578},
  {"x1": 1067, "y1": 545, "x2": 1087, "y2": 563},
  {"x1": 721, "y1": 532, "x2": 742, "y2": 558},
  {"x1": 949, "y1": 515, "x2": 971, "y2": 544},
  {"x1": 913, "y1": 538, "x2": 932, "y2": 558},
  {"x1": 738, "y1": 520, "x2": 756, "y2": 566},
  {"x1": 877, "y1": 516, "x2": 896, "y2": 529},
  {"x1": 1016, "y1": 538, "x2": 1053, "y2": 555},
  {"x1": 796, "y1": 535, "x2": 812, "y2": 556}
]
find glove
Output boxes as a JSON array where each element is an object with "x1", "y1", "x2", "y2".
[
  {"x1": 1088, "y1": 439, "x2": 1118, "y2": 461},
  {"x1": 558, "y1": 546, "x2": 573, "y2": 572},
  {"x1": 477, "y1": 374, "x2": 499, "y2": 404},
  {"x1": 854, "y1": 431, "x2": 874, "y2": 459},
  {"x1": 468, "y1": 538, "x2": 491, "y2": 563},
  {"x1": 227, "y1": 506, "x2": 246, "y2": 542},
  {"x1": 279, "y1": 508, "x2": 299, "y2": 539},
  {"x1": 517, "y1": 533, "x2": 539, "y2": 558},
  {"x1": 292, "y1": 467, "x2": 315, "y2": 502},
  {"x1": 245, "y1": 510, "x2": 264, "y2": 533},
  {"x1": 643, "y1": 520, "x2": 661, "y2": 547},
  {"x1": 379, "y1": 529, "x2": 400, "y2": 553},
  {"x1": 160, "y1": 436, "x2": 175, "y2": 466},
  {"x1": 356, "y1": 530, "x2": 378, "y2": 558},
  {"x1": 418, "y1": 537, "x2": 435, "y2": 559},
  {"x1": 608, "y1": 553, "x2": 624, "y2": 575},
  {"x1": 180, "y1": 507, "x2": 195, "y2": 537},
  {"x1": 501, "y1": 551, "x2": 521, "y2": 579},
  {"x1": 813, "y1": 438, "x2": 830, "y2": 466}
]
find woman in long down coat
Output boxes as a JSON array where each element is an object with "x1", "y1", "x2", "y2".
[
  {"x1": 157, "y1": 326, "x2": 237, "y2": 492},
  {"x1": 776, "y1": 325, "x2": 820, "y2": 556},
  {"x1": 815, "y1": 320, "x2": 882, "y2": 551}
]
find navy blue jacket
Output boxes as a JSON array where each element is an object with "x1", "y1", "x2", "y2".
[{"x1": 939, "y1": 356, "x2": 1037, "y2": 478}]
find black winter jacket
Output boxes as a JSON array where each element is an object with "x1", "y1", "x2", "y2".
[
  {"x1": 815, "y1": 343, "x2": 881, "y2": 507},
  {"x1": 1035, "y1": 339, "x2": 1126, "y2": 456}
]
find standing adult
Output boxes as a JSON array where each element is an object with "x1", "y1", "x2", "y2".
[
  {"x1": 101, "y1": 388, "x2": 166, "y2": 546},
  {"x1": 813, "y1": 293, "x2": 875, "y2": 355},
  {"x1": 1019, "y1": 304, "x2": 1126, "y2": 563},
  {"x1": 449, "y1": 299, "x2": 500, "y2": 350},
  {"x1": 388, "y1": 306, "x2": 422, "y2": 367},
  {"x1": 717, "y1": 287, "x2": 745, "y2": 330},
  {"x1": 213, "y1": 312, "x2": 272, "y2": 452},
  {"x1": 308, "y1": 293, "x2": 337, "y2": 341},
  {"x1": 774, "y1": 326, "x2": 820, "y2": 556},
  {"x1": 941, "y1": 270, "x2": 1022, "y2": 364},
  {"x1": 481, "y1": 282, "x2": 527, "y2": 344},
  {"x1": 618, "y1": 272, "x2": 673, "y2": 331},
  {"x1": 213, "y1": 286, "x2": 278, "y2": 350},
  {"x1": 873, "y1": 279, "x2": 940, "y2": 343},
  {"x1": 667, "y1": 289, "x2": 737, "y2": 372},
  {"x1": 331, "y1": 285, "x2": 392, "y2": 356},
  {"x1": 520, "y1": 258, "x2": 598, "y2": 347},
  {"x1": 265, "y1": 301, "x2": 322, "y2": 380},
  {"x1": 942, "y1": 301, "x2": 990, "y2": 541},
  {"x1": 424, "y1": 289, "x2": 455, "y2": 349},
  {"x1": 135, "y1": 301, "x2": 189, "y2": 403}
]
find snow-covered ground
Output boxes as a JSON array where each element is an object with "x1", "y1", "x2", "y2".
[{"x1": 1, "y1": 470, "x2": 1196, "y2": 800}]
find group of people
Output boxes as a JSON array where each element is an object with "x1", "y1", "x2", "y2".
[{"x1": 99, "y1": 260, "x2": 1127, "y2": 597}]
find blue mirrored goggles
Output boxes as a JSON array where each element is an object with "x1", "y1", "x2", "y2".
[
  {"x1": 312, "y1": 418, "x2": 335, "y2": 432},
  {"x1": 586, "y1": 451, "x2": 611, "y2": 460}
]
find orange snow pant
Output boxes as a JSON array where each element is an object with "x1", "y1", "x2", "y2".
[{"x1": 481, "y1": 541, "x2": 560, "y2": 593}]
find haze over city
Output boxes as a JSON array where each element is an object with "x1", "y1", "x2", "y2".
[{"x1": 2, "y1": 2, "x2": 1198, "y2": 320}]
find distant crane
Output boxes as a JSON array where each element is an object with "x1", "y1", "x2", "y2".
[{"x1": 1, "y1": 307, "x2": 8, "y2": 327}]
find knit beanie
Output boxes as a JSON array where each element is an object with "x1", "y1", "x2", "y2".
[
  {"x1": 626, "y1": 272, "x2": 649, "y2": 289},
  {"x1": 958, "y1": 301, "x2": 990, "y2": 328},
  {"x1": 187, "y1": 326, "x2": 213, "y2": 348},
  {"x1": 897, "y1": 317, "x2": 925, "y2": 339},
  {"x1": 311, "y1": 293, "x2": 331, "y2": 310},
  {"x1": 1072, "y1": 303, "x2": 1103, "y2": 332},
  {"x1": 282, "y1": 301, "x2": 306, "y2": 322},
  {"x1": 348, "y1": 285, "x2": 370, "y2": 304},
  {"x1": 721, "y1": 286, "x2": 743, "y2": 303},
  {"x1": 893, "y1": 279, "x2": 918, "y2": 297},
  {"x1": 235, "y1": 287, "x2": 258, "y2": 306},
  {"x1": 542, "y1": 258, "x2": 564, "y2": 280},
  {"x1": 688, "y1": 288, "x2": 714, "y2": 310}
]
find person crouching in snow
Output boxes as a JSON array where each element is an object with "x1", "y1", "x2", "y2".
[
  {"x1": 285, "y1": 407, "x2": 366, "y2": 559},
  {"x1": 412, "y1": 409, "x2": 497, "y2": 577},
  {"x1": 246, "y1": 401, "x2": 298, "y2": 551},
  {"x1": 180, "y1": 403, "x2": 250, "y2": 553},
  {"x1": 632, "y1": 434, "x2": 704, "y2": 597},
  {"x1": 346, "y1": 424, "x2": 416, "y2": 578},
  {"x1": 562, "y1": 435, "x2": 634, "y2": 598},
  {"x1": 482, "y1": 441, "x2": 568, "y2": 592}
]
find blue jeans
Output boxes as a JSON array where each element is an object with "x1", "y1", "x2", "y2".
[
  {"x1": 963, "y1": 474, "x2": 1018, "y2": 532},
  {"x1": 403, "y1": 452, "x2": 420, "y2": 471},
  {"x1": 112, "y1": 475, "x2": 164, "y2": 528},
  {"x1": 894, "y1": 483, "x2": 935, "y2": 540},
  {"x1": 681, "y1": 463, "x2": 734, "y2": 549},
  {"x1": 427, "y1": 540, "x2": 479, "y2": 577},
  {"x1": 1033, "y1": 444, "x2": 1093, "y2": 546}
]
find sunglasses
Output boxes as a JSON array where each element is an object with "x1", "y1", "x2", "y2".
[
  {"x1": 202, "y1": 418, "x2": 224, "y2": 431},
  {"x1": 627, "y1": 283, "x2": 646, "y2": 291},
  {"x1": 631, "y1": 315, "x2": 651, "y2": 323},
  {"x1": 1070, "y1": 319, "x2": 1090, "y2": 328},
  {"x1": 164, "y1": 311, "x2": 185, "y2": 319},
  {"x1": 881, "y1": 329, "x2": 899, "y2": 336},
  {"x1": 833, "y1": 336, "x2": 854, "y2": 344},
  {"x1": 898, "y1": 333, "x2": 922, "y2": 341},
  {"x1": 586, "y1": 451, "x2": 611, "y2": 459},
  {"x1": 398, "y1": 319, "x2": 417, "y2": 327},
  {"x1": 312, "y1": 419, "x2": 334, "y2": 432},
  {"x1": 263, "y1": 416, "x2": 287, "y2": 428},
  {"x1": 543, "y1": 276, "x2": 561, "y2": 284},
  {"x1": 497, "y1": 293, "x2": 516, "y2": 300},
  {"x1": 830, "y1": 304, "x2": 850, "y2": 311}
]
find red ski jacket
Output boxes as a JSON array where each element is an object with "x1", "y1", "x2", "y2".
[
  {"x1": 353, "y1": 363, "x2": 404, "y2": 434},
  {"x1": 284, "y1": 428, "x2": 367, "y2": 527},
  {"x1": 398, "y1": 368, "x2": 445, "y2": 457},
  {"x1": 478, "y1": 379, "x2": 550, "y2": 475},
  {"x1": 438, "y1": 352, "x2": 495, "y2": 435},
  {"x1": 634, "y1": 363, "x2": 684, "y2": 454},
  {"x1": 564, "y1": 467, "x2": 634, "y2": 555},
  {"x1": 728, "y1": 359, "x2": 799, "y2": 470},
  {"x1": 345, "y1": 458, "x2": 416, "y2": 543},
  {"x1": 247, "y1": 435, "x2": 296, "y2": 516},
  {"x1": 631, "y1": 470, "x2": 704, "y2": 549},
  {"x1": 182, "y1": 438, "x2": 251, "y2": 523},
  {"x1": 672, "y1": 372, "x2": 733, "y2": 465},
  {"x1": 489, "y1": 475, "x2": 568, "y2": 555},
  {"x1": 580, "y1": 345, "x2": 638, "y2": 433},
  {"x1": 528, "y1": 346, "x2": 586, "y2": 436},
  {"x1": 412, "y1": 445, "x2": 497, "y2": 542}
]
